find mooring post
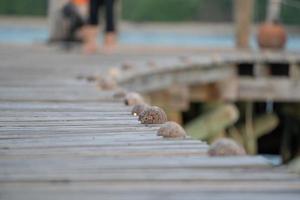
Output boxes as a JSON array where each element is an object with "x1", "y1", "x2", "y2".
[
  {"x1": 47, "y1": 0, "x2": 69, "y2": 41},
  {"x1": 234, "y1": 0, "x2": 254, "y2": 49},
  {"x1": 267, "y1": 0, "x2": 282, "y2": 22},
  {"x1": 245, "y1": 101, "x2": 257, "y2": 154}
]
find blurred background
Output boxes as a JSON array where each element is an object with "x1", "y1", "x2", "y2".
[
  {"x1": 0, "y1": 0, "x2": 299, "y2": 23},
  {"x1": 0, "y1": 0, "x2": 299, "y2": 49}
]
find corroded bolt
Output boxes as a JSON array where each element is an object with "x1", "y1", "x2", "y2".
[
  {"x1": 208, "y1": 138, "x2": 246, "y2": 157},
  {"x1": 121, "y1": 62, "x2": 134, "y2": 71},
  {"x1": 86, "y1": 75, "x2": 99, "y2": 82},
  {"x1": 97, "y1": 77, "x2": 118, "y2": 90},
  {"x1": 139, "y1": 106, "x2": 168, "y2": 124},
  {"x1": 157, "y1": 121, "x2": 187, "y2": 139},
  {"x1": 131, "y1": 103, "x2": 150, "y2": 117},
  {"x1": 108, "y1": 67, "x2": 121, "y2": 79},
  {"x1": 113, "y1": 89, "x2": 127, "y2": 99},
  {"x1": 124, "y1": 92, "x2": 144, "y2": 106}
]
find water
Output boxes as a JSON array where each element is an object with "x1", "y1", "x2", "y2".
[
  {"x1": 0, "y1": 26, "x2": 47, "y2": 44},
  {"x1": 0, "y1": 26, "x2": 300, "y2": 50}
]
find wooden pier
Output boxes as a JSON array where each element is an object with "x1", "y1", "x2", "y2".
[
  {"x1": 0, "y1": 45, "x2": 300, "y2": 199},
  {"x1": 118, "y1": 51, "x2": 300, "y2": 101}
]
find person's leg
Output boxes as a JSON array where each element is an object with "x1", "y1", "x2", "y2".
[
  {"x1": 63, "y1": 2, "x2": 85, "y2": 42},
  {"x1": 88, "y1": 0, "x2": 102, "y2": 25},
  {"x1": 104, "y1": 0, "x2": 115, "y2": 32},
  {"x1": 103, "y1": 0, "x2": 117, "y2": 50},
  {"x1": 82, "y1": 0, "x2": 102, "y2": 53}
]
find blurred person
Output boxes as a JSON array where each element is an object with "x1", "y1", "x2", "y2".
[
  {"x1": 82, "y1": 0, "x2": 117, "y2": 53},
  {"x1": 48, "y1": 0, "x2": 85, "y2": 44},
  {"x1": 62, "y1": 1, "x2": 85, "y2": 44}
]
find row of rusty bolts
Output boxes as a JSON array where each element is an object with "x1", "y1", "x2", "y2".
[{"x1": 82, "y1": 61, "x2": 247, "y2": 157}]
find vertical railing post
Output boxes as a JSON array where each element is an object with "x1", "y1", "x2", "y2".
[{"x1": 234, "y1": 0, "x2": 254, "y2": 49}]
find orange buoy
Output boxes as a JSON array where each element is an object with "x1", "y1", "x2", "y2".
[{"x1": 257, "y1": 21, "x2": 287, "y2": 50}]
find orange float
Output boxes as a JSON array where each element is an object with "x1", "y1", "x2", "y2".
[{"x1": 257, "y1": 21, "x2": 287, "y2": 50}]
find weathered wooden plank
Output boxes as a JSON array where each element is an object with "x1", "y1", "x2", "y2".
[
  {"x1": 0, "y1": 156, "x2": 270, "y2": 172},
  {"x1": 119, "y1": 65, "x2": 236, "y2": 93},
  {"x1": 0, "y1": 139, "x2": 207, "y2": 150},
  {"x1": 117, "y1": 51, "x2": 300, "y2": 101},
  {"x1": 0, "y1": 128, "x2": 163, "y2": 138},
  {"x1": 0, "y1": 168, "x2": 298, "y2": 182},
  {"x1": 0, "y1": 111, "x2": 132, "y2": 117},
  {"x1": 0, "y1": 148, "x2": 208, "y2": 158},
  {"x1": 0, "y1": 106, "x2": 131, "y2": 112},
  {"x1": 0, "y1": 115, "x2": 138, "y2": 122},
  {"x1": 1, "y1": 180, "x2": 299, "y2": 192},
  {"x1": 1, "y1": 189, "x2": 299, "y2": 200},
  {"x1": 0, "y1": 126, "x2": 160, "y2": 135},
  {"x1": 0, "y1": 120, "x2": 142, "y2": 127},
  {"x1": 238, "y1": 78, "x2": 300, "y2": 101}
]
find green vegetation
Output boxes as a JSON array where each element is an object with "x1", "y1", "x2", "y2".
[
  {"x1": 122, "y1": 0, "x2": 234, "y2": 22},
  {"x1": 0, "y1": 0, "x2": 47, "y2": 16},
  {"x1": 281, "y1": 3, "x2": 300, "y2": 24},
  {"x1": 0, "y1": 0, "x2": 299, "y2": 24}
]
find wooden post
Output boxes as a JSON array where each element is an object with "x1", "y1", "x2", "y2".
[
  {"x1": 234, "y1": 0, "x2": 254, "y2": 49},
  {"x1": 48, "y1": 0, "x2": 70, "y2": 41},
  {"x1": 267, "y1": 0, "x2": 282, "y2": 22},
  {"x1": 290, "y1": 63, "x2": 300, "y2": 81},
  {"x1": 254, "y1": 63, "x2": 269, "y2": 77},
  {"x1": 244, "y1": 102, "x2": 257, "y2": 154}
]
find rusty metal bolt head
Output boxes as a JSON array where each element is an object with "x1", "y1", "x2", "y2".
[
  {"x1": 108, "y1": 67, "x2": 121, "y2": 79},
  {"x1": 113, "y1": 89, "x2": 127, "y2": 99},
  {"x1": 208, "y1": 138, "x2": 246, "y2": 157},
  {"x1": 139, "y1": 106, "x2": 168, "y2": 124},
  {"x1": 121, "y1": 62, "x2": 134, "y2": 71},
  {"x1": 131, "y1": 103, "x2": 150, "y2": 117},
  {"x1": 124, "y1": 92, "x2": 144, "y2": 106},
  {"x1": 97, "y1": 77, "x2": 118, "y2": 90},
  {"x1": 86, "y1": 75, "x2": 101, "y2": 82},
  {"x1": 157, "y1": 121, "x2": 187, "y2": 139}
]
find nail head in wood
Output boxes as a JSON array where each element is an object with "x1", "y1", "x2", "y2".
[
  {"x1": 157, "y1": 121, "x2": 187, "y2": 139},
  {"x1": 208, "y1": 138, "x2": 246, "y2": 157}
]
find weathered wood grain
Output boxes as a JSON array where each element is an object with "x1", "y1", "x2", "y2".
[{"x1": 0, "y1": 45, "x2": 299, "y2": 200}]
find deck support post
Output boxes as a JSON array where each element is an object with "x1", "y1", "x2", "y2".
[
  {"x1": 267, "y1": 0, "x2": 282, "y2": 22},
  {"x1": 48, "y1": 0, "x2": 69, "y2": 41},
  {"x1": 234, "y1": 0, "x2": 254, "y2": 49},
  {"x1": 245, "y1": 101, "x2": 257, "y2": 154}
]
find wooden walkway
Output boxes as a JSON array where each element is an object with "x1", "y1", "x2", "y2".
[
  {"x1": 0, "y1": 45, "x2": 300, "y2": 199},
  {"x1": 118, "y1": 51, "x2": 300, "y2": 101}
]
